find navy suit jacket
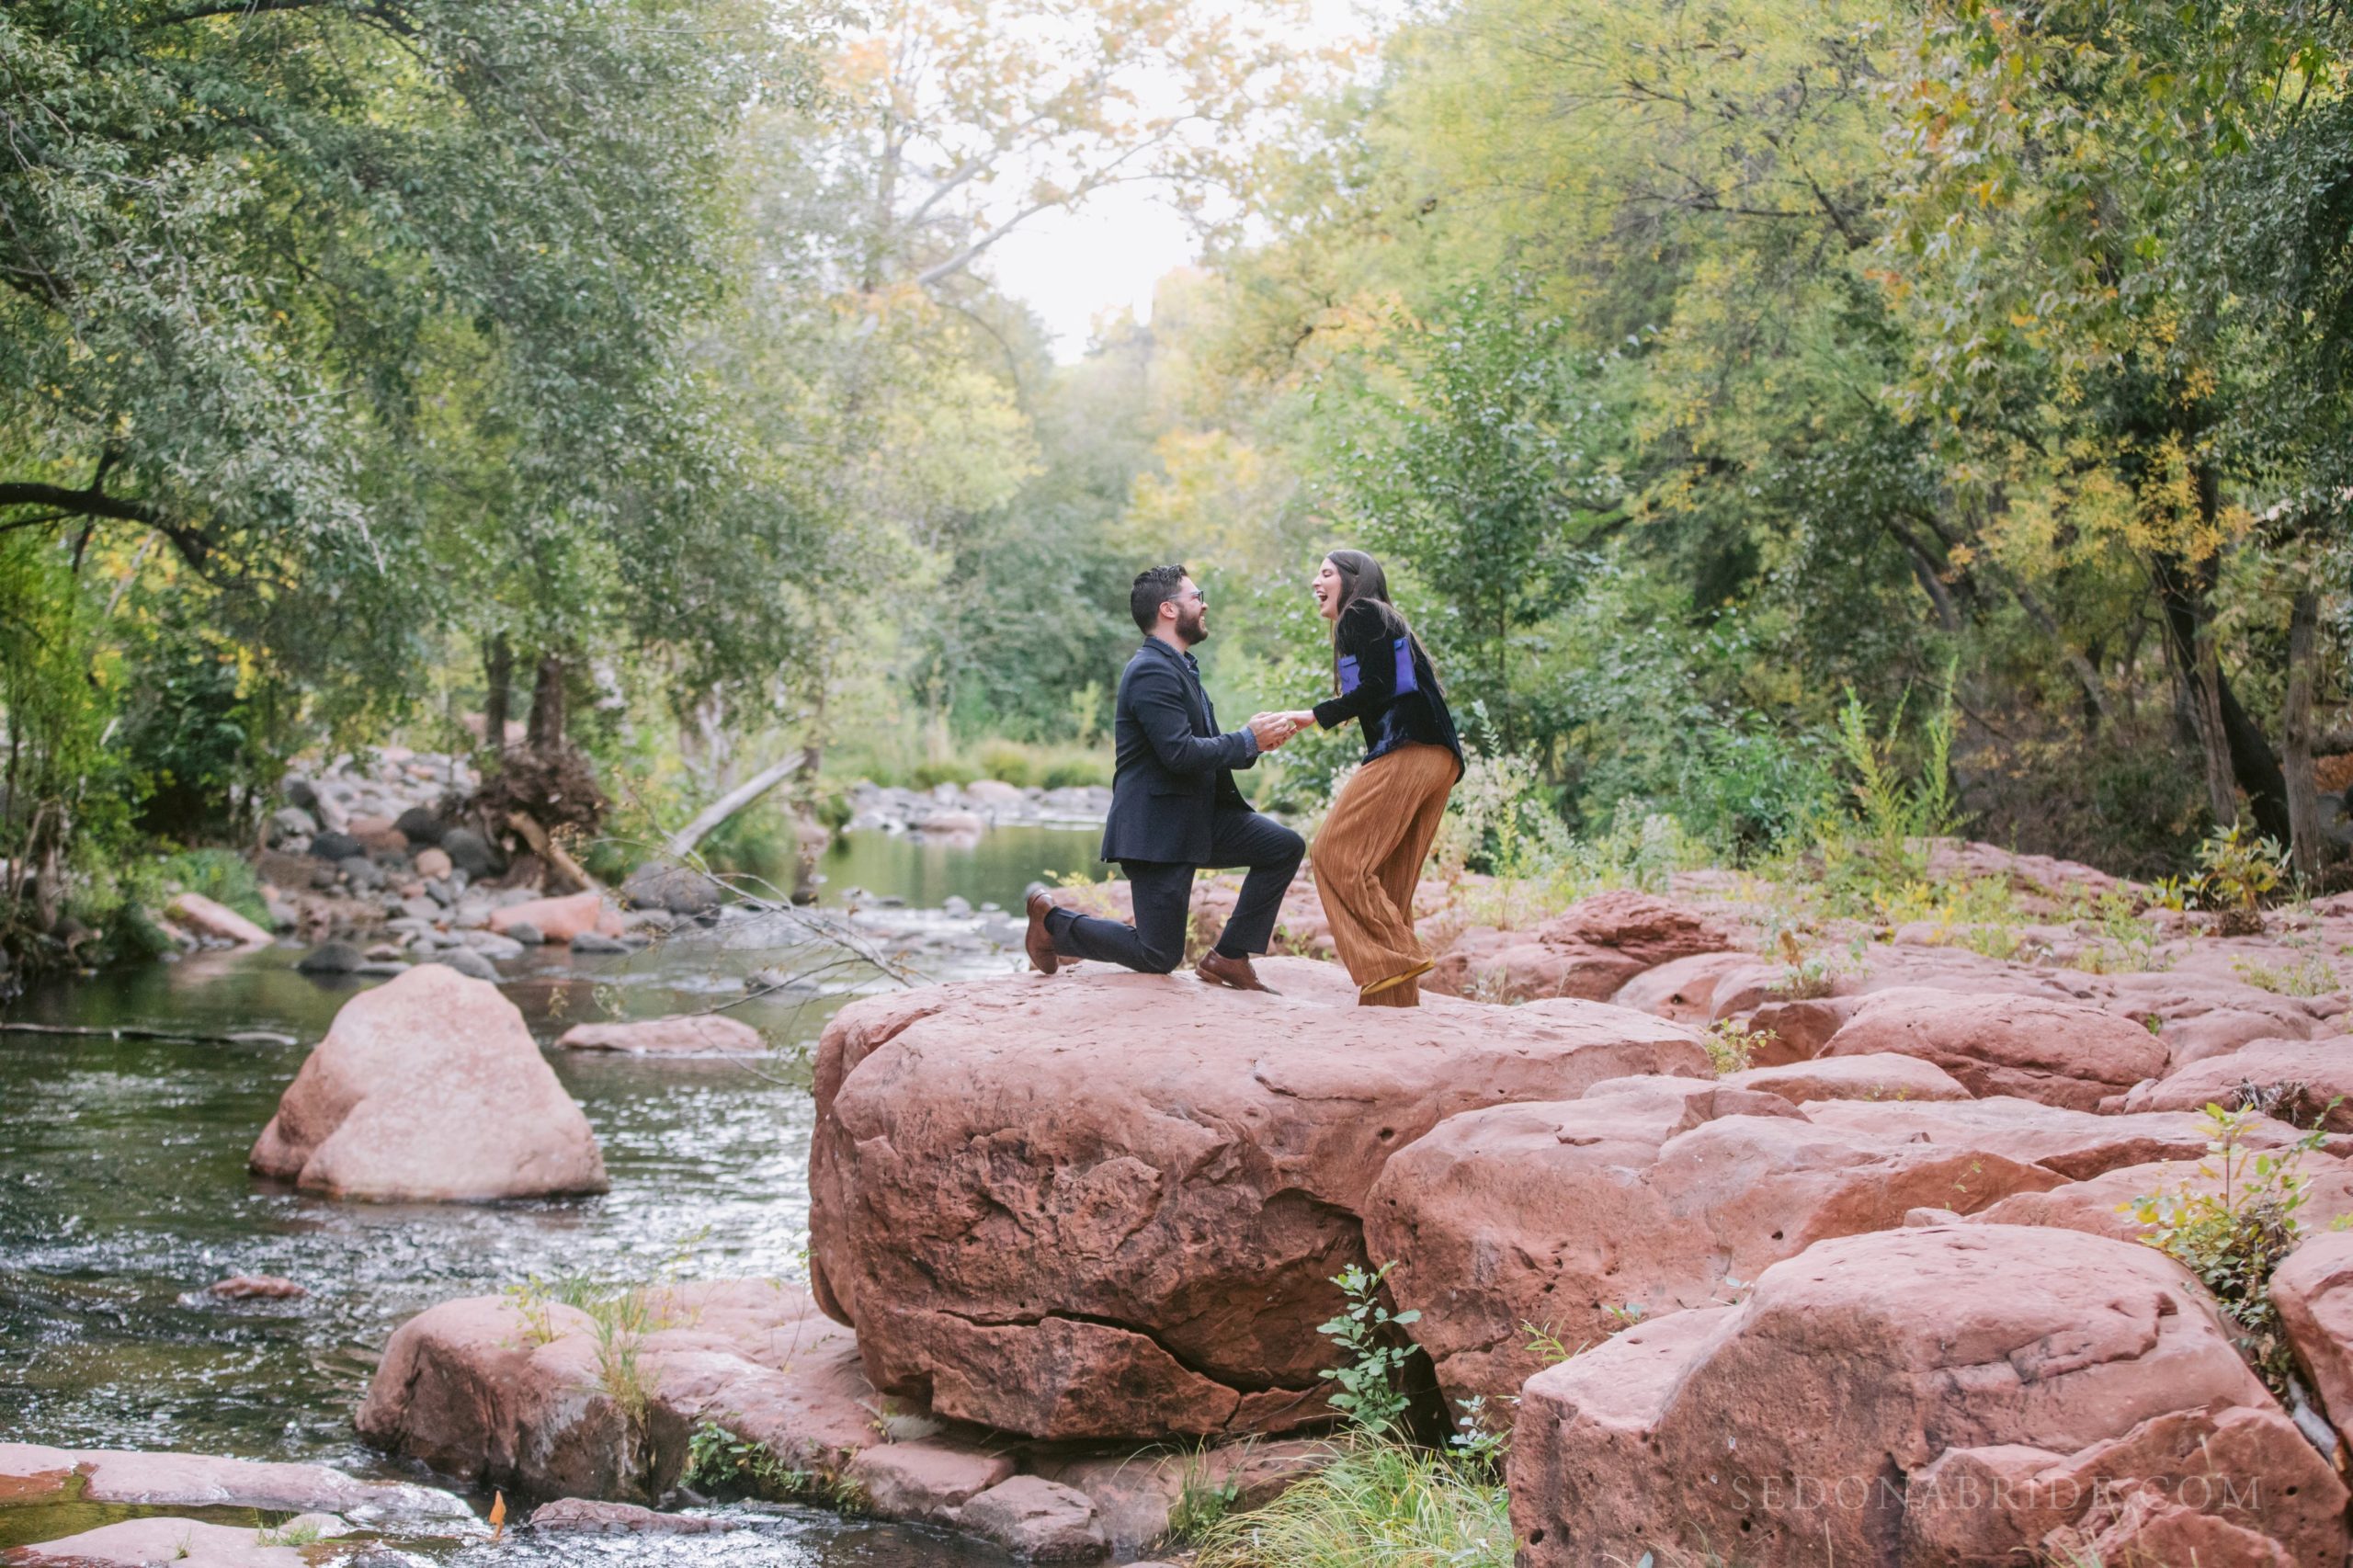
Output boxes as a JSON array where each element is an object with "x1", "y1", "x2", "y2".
[{"x1": 1099, "y1": 638, "x2": 1257, "y2": 865}]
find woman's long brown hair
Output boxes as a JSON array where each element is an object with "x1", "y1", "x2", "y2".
[{"x1": 1324, "y1": 549, "x2": 1441, "y2": 697}]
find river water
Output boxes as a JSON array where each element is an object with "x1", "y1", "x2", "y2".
[{"x1": 0, "y1": 828, "x2": 1112, "y2": 1566}]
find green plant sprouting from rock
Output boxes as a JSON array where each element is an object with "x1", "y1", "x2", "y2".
[
  {"x1": 2126, "y1": 1102, "x2": 2336, "y2": 1396},
  {"x1": 1316, "y1": 1262, "x2": 1422, "y2": 1439}
]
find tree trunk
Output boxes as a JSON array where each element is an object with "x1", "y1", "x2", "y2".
[
  {"x1": 526, "y1": 652, "x2": 566, "y2": 754},
  {"x1": 483, "y1": 634, "x2": 513, "y2": 760},
  {"x1": 2153, "y1": 552, "x2": 2239, "y2": 828},
  {"x1": 2284, "y1": 588, "x2": 2326, "y2": 884},
  {"x1": 2217, "y1": 660, "x2": 2294, "y2": 846}
]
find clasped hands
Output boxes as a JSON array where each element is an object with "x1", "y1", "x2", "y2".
[{"x1": 1248, "y1": 710, "x2": 1315, "y2": 751}]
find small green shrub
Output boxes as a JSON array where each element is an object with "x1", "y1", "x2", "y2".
[
  {"x1": 683, "y1": 1420, "x2": 809, "y2": 1499},
  {"x1": 2125, "y1": 1103, "x2": 2333, "y2": 1396},
  {"x1": 2232, "y1": 947, "x2": 2341, "y2": 997},
  {"x1": 153, "y1": 847, "x2": 270, "y2": 924},
  {"x1": 1316, "y1": 1262, "x2": 1422, "y2": 1439},
  {"x1": 1702, "y1": 1018, "x2": 1771, "y2": 1076},
  {"x1": 1040, "y1": 756, "x2": 1111, "y2": 790},
  {"x1": 910, "y1": 757, "x2": 979, "y2": 789},
  {"x1": 973, "y1": 740, "x2": 1037, "y2": 787},
  {"x1": 2198, "y1": 824, "x2": 2285, "y2": 935}
]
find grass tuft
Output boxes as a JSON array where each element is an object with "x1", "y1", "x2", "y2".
[{"x1": 1189, "y1": 1440, "x2": 1513, "y2": 1568}]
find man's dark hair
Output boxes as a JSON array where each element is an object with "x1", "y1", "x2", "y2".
[{"x1": 1130, "y1": 563, "x2": 1188, "y2": 633}]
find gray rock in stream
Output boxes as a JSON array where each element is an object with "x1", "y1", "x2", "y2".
[
  {"x1": 428, "y1": 949, "x2": 498, "y2": 983},
  {"x1": 295, "y1": 942, "x2": 363, "y2": 976}
]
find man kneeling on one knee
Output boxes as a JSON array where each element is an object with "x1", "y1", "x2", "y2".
[{"x1": 1024, "y1": 564, "x2": 1304, "y2": 992}]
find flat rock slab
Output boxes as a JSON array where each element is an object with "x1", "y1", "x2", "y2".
[
  {"x1": 809, "y1": 960, "x2": 1711, "y2": 1441},
  {"x1": 1510, "y1": 1224, "x2": 2347, "y2": 1568},
  {"x1": 553, "y1": 1016, "x2": 765, "y2": 1054},
  {"x1": 488, "y1": 892, "x2": 620, "y2": 945},
  {"x1": 844, "y1": 1441, "x2": 1015, "y2": 1524},
  {"x1": 0, "y1": 1445, "x2": 466, "y2": 1520},
  {"x1": 249, "y1": 963, "x2": 606, "y2": 1201},
  {"x1": 952, "y1": 1476, "x2": 1105, "y2": 1562},
  {"x1": 1723, "y1": 1051, "x2": 1971, "y2": 1105},
  {"x1": 358, "y1": 1280, "x2": 876, "y2": 1503},
  {"x1": 1799, "y1": 1095, "x2": 2344, "y2": 1179},
  {"x1": 1367, "y1": 1078, "x2": 2067, "y2": 1405},
  {"x1": 3, "y1": 1517, "x2": 333, "y2": 1568}
]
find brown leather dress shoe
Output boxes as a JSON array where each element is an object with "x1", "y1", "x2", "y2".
[
  {"x1": 1022, "y1": 883, "x2": 1060, "y2": 975},
  {"x1": 1197, "y1": 949, "x2": 1277, "y2": 994}
]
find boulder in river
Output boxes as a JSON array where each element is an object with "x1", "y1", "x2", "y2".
[
  {"x1": 248, "y1": 963, "x2": 606, "y2": 1200},
  {"x1": 620, "y1": 861, "x2": 724, "y2": 916},
  {"x1": 489, "y1": 890, "x2": 617, "y2": 945},
  {"x1": 555, "y1": 1015, "x2": 764, "y2": 1054},
  {"x1": 293, "y1": 941, "x2": 363, "y2": 977},
  {"x1": 438, "y1": 825, "x2": 498, "y2": 878},
  {"x1": 808, "y1": 960, "x2": 1711, "y2": 1441},
  {"x1": 358, "y1": 1280, "x2": 874, "y2": 1502},
  {"x1": 165, "y1": 892, "x2": 273, "y2": 949}
]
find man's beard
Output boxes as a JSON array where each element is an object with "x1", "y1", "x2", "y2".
[{"x1": 1176, "y1": 605, "x2": 1208, "y2": 645}]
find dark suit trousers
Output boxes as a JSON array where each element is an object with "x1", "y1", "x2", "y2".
[{"x1": 1048, "y1": 808, "x2": 1305, "y2": 974}]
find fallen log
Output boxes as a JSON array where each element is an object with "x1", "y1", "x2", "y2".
[{"x1": 662, "y1": 751, "x2": 806, "y2": 862}]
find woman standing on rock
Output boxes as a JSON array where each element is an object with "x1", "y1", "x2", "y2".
[{"x1": 1272, "y1": 550, "x2": 1463, "y2": 1006}]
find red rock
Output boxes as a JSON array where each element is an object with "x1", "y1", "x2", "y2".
[
  {"x1": 1801, "y1": 1095, "x2": 2340, "y2": 1179},
  {"x1": 358, "y1": 1280, "x2": 876, "y2": 1502},
  {"x1": 2272, "y1": 1229, "x2": 2353, "y2": 1449},
  {"x1": 1429, "y1": 892, "x2": 1734, "y2": 1002},
  {"x1": 1723, "y1": 1052, "x2": 1971, "y2": 1106},
  {"x1": 527, "y1": 1499, "x2": 724, "y2": 1534},
  {"x1": 165, "y1": 892, "x2": 273, "y2": 948},
  {"x1": 489, "y1": 890, "x2": 621, "y2": 944},
  {"x1": 203, "y1": 1275, "x2": 307, "y2": 1300},
  {"x1": 248, "y1": 964, "x2": 606, "y2": 1201},
  {"x1": 1367, "y1": 1081, "x2": 2063, "y2": 1404},
  {"x1": 2118, "y1": 1036, "x2": 2353, "y2": 1129},
  {"x1": 1734, "y1": 995, "x2": 1857, "y2": 1063},
  {"x1": 414, "y1": 847, "x2": 453, "y2": 881},
  {"x1": 2, "y1": 1517, "x2": 319, "y2": 1568},
  {"x1": 953, "y1": 1476, "x2": 1105, "y2": 1562},
  {"x1": 553, "y1": 1016, "x2": 765, "y2": 1054},
  {"x1": 808, "y1": 962, "x2": 1710, "y2": 1441},
  {"x1": 1509, "y1": 1224, "x2": 2345, "y2": 1568},
  {"x1": 0, "y1": 1443, "x2": 464, "y2": 1517},
  {"x1": 845, "y1": 1441, "x2": 1014, "y2": 1523},
  {"x1": 1608, "y1": 950, "x2": 1756, "y2": 1022},
  {"x1": 1820, "y1": 988, "x2": 2167, "y2": 1108},
  {"x1": 1969, "y1": 1153, "x2": 2353, "y2": 1245},
  {"x1": 1027, "y1": 1439, "x2": 1329, "y2": 1551}
]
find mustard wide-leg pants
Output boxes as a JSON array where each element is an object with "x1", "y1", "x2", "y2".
[{"x1": 1309, "y1": 742, "x2": 1457, "y2": 1006}]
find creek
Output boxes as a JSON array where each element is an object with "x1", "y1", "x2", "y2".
[{"x1": 0, "y1": 827, "x2": 1110, "y2": 1566}]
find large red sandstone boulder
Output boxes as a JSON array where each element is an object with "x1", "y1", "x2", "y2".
[
  {"x1": 1427, "y1": 891, "x2": 1734, "y2": 1002},
  {"x1": 1819, "y1": 987, "x2": 2168, "y2": 1109},
  {"x1": 358, "y1": 1280, "x2": 875, "y2": 1501},
  {"x1": 807, "y1": 961, "x2": 1709, "y2": 1441},
  {"x1": 1511, "y1": 1224, "x2": 2346, "y2": 1568},
  {"x1": 2118, "y1": 1036, "x2": 2353, "y2": 1128},
  {"x1": 2274, "y1": 1230, "x2": 2353, "y2": 1449},
  {"x1": 1367, "y1": 1079, "x2": 2069, "y2": 1404},
  {"x1": 248, "y1": 964, "x2": 606, "y2": 1200}
]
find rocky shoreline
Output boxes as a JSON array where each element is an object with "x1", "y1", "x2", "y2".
[{"x1": 16, "y1": 841, "x2": 2353, "y2": 1565}]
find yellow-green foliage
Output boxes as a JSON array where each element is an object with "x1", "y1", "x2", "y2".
[{"x1": 1189, "y1": 1441, "x2": 1513, "y2": 1568}]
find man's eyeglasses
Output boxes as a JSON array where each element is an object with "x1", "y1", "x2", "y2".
[{"x1": 1170, "y1": 588, "x2": 1206, "y2": 608}]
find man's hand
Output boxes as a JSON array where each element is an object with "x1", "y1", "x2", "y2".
[{"x1": 1248, "y1": 711, "x2": 1298, "y2": 751}]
